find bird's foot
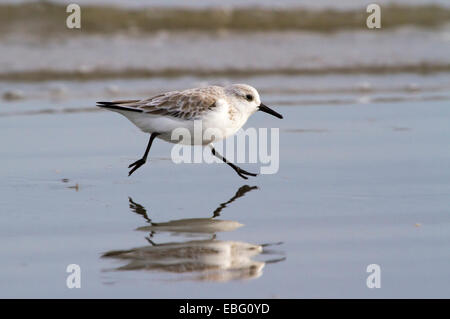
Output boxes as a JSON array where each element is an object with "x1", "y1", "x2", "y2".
[
  {"x1": 234, "y1": 167, "x2": 258, "y2": 180},
  {"x1": 128, "y1": 158, "x2": 146, "y2": 176}
]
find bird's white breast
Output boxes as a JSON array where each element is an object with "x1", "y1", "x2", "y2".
[
  {"x1": 200, "y1": 99, "x2": 248, "y2": 143},
  {"x1": 116, "y1": 99, "x2": 249, "y2": 146}
]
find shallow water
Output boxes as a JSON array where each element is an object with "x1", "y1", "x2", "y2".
[
  {"x1": 2, "y1": 2, "x2": 450, "y2": 80},
  {"x1": 1, "y1": 88, "x2": 449, "y2": 297},
  {"x1": 1, "y1": 0, "x2": 450, "y2": 299}
]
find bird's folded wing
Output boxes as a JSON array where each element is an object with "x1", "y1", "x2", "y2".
[
  {"x1": 139, "y1": 87, "x2": 223, "y2": 120},
  {"x1": 97, "y1": 86, "x2": 223, "y2": 120}
]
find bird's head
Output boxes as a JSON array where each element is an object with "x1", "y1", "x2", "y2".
[{"x1": 225, "y1": 84, "x2": 283, "y2": 119}]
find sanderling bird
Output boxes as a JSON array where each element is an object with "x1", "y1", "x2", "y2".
[{"x1": 97, "y1": 84, "x2": 283, "y2": 179}]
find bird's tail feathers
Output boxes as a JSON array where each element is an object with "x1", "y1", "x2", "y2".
[{"x1": 96, "y1": 101, "x2": 143, "y2": 113}]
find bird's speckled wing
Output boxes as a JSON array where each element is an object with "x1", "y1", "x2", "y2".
[
  {"x1": 139, "y1": 86, "x2": 224, "y2": 120},
  {"x1": 99, "y1": 86, "x2": 225, "y2": 120}
]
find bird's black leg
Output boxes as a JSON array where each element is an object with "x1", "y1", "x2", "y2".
[
  {"x1": 128, "y1": 133, "x2": 160, "y2": 176},
  {"x1": 210, "y1": 145, "x2": 258, "y2": 180}
]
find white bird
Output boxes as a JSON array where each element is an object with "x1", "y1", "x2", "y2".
[{"x1": 97, "y1": 83, "x2": 283, "y2": 179}]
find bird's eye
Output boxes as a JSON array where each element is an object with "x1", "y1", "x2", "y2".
[{"x1": 245, "y1": 94, "x2": 253, "y2": 101}]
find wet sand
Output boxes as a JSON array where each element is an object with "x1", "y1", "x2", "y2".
[
  {"x1": 2, "y1": 0, "x2": 450, "y2": 299},
  {"x1": 1, "y1": 96, "x2": 449, "y2": 298}
]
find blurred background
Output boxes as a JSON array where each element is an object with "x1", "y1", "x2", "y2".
[
  {"x1": 1, "y1": 0, "x2": 450, "y2": 111},
  {"x1": 1, "y1": 0, "x2": 450, "y2": 298}
]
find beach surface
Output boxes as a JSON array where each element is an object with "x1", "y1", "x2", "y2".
[
  {"x1": 1, "y1": 82, "x2": 449, "y2": 297},
  {"x1": 1, "y1": 0, "x2": 450, "y2": 298}
]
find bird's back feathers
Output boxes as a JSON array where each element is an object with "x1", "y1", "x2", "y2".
[{"x1": 97, "y1": 86, "x2": 224, "y2": 120}]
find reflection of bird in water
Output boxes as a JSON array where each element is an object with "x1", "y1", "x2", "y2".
[
  {"x1": 211, "y1": 184, "x2": 258, "y2": 218},
  {"x1": 136, "y1": 218, "x2": 243, "y2": 236},
  {"x1": 103, "y1": 239, "x2": 266, "y2": 281},
  {"x1": 130, "y1": 185, "x2": 257, "y2": 236},
  {"x1": 129, "y1": 184, "x2": 257, "y2": 222},
  {"x1": 102, "y1": 185, "x2": 285, "y2": 282}
]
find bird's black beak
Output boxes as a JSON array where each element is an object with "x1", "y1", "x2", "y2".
[{"x1": 258, "y1": 103, "x2": 283, "y2": 119}]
